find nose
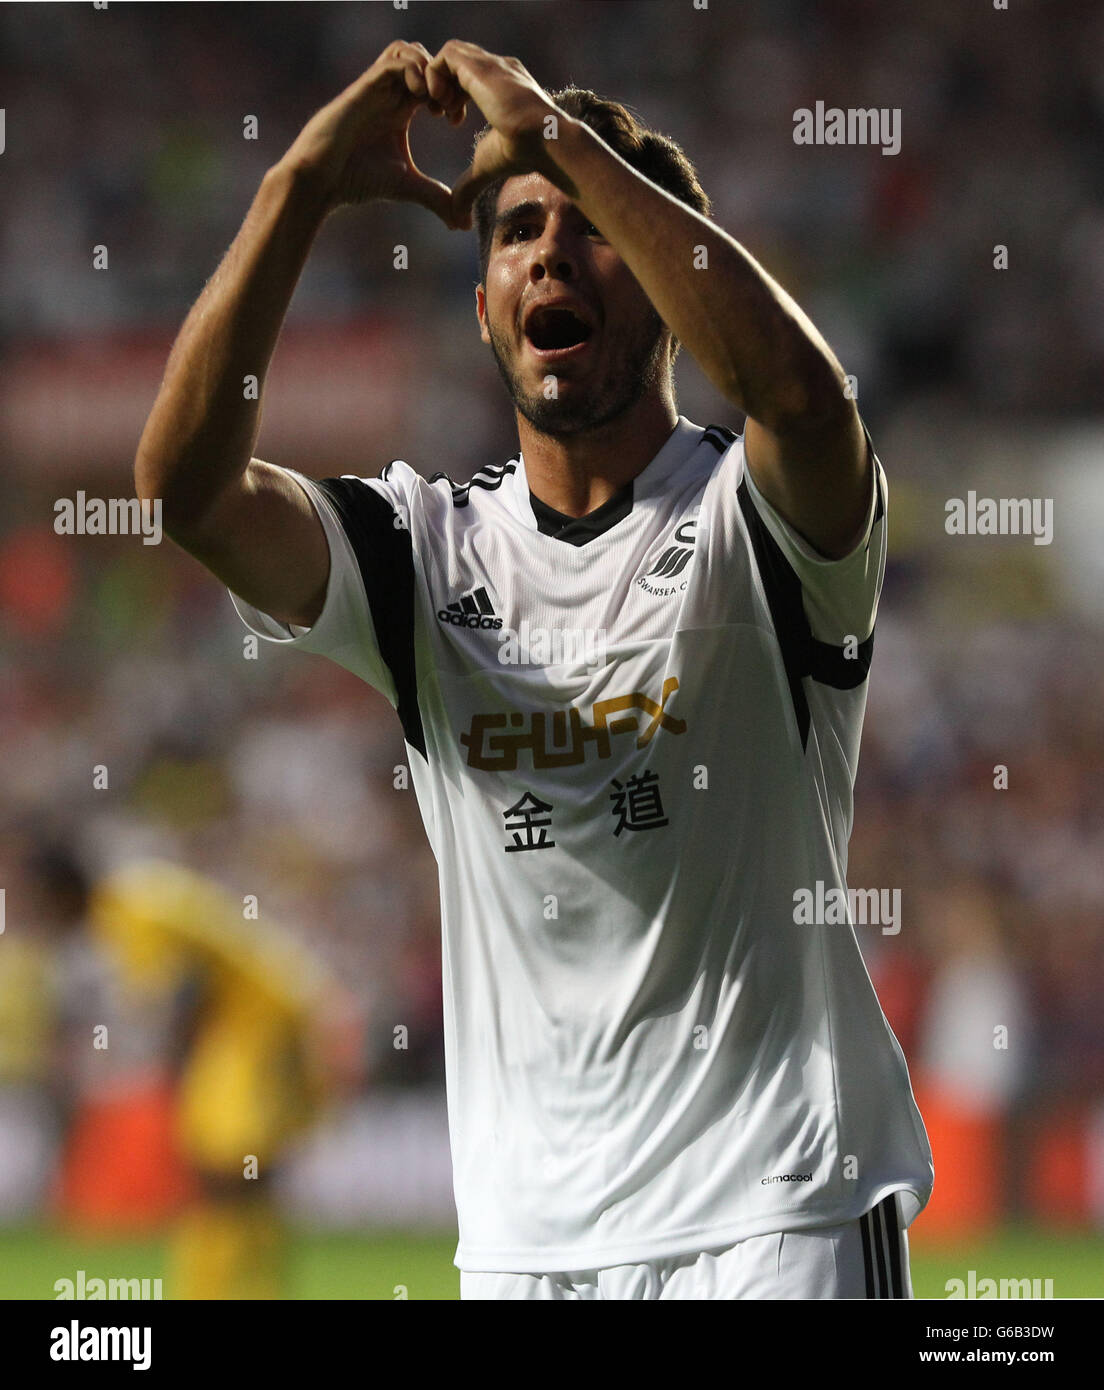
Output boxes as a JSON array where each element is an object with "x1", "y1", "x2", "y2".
[{"x1": 529, "y1": 220, "x2": 577, "y2": 283}]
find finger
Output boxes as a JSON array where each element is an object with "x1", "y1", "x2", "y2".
[
  {"x1": 384, "y1": 40, "x2": 438, "y2": 104},
  {"x1": 433, "y1": 38, "x2": 492, "y2": 67},
  {"x1": 400, "y1": 54, "x2": 429, "y2": 100},
  {"x1": 450, "y1": 161, "x2": 495, "y2": 231},
  {"x1": 401, "y1": 169, "x2": 460, "y2": 230},
  {"x1": 430, "y1": 42, "x2": 502, "y2": 133},
  {"x1": 424, "y1": 51, "x2": 468, "y2": 119},
  {"x1": 398, "y1": 63, "x2": 445, "y2": 118},
  {"x1": 434, "y1": 84, "x2": 467, "y2": 126},
  {"x1": 450, "y1": 129, "x2": 512, "y2": 229},
  {"x1": 423, "y1": 55, "x2": 457, "y2": 102}
]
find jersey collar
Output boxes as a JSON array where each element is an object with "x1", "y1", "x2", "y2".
[{"x1": 509, "y1": 416, "x2": 705, "y2": 543}]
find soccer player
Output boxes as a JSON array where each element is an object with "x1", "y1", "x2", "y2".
[
  {"x1": 89, "y1": 858, "x2": 336, "y2": 1299},
  {"x1": 23, "y1": 839, "x2": 334, "y2": 1297},
  {"x1": 136, "y1": 39, "x2": 933, "y2": 1299}
]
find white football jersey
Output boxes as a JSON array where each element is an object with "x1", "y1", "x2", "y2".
[{"x1": 230, "y1": 415, "x2": 933, "y2": 1272}]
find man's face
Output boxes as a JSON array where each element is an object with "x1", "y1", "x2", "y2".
[{"x1": 476, "y1": 172, "x2": 670, "y2": 437}]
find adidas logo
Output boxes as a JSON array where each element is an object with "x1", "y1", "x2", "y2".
[{"x1": 437, "y1": 586, "x2": 503, "y2": 629}]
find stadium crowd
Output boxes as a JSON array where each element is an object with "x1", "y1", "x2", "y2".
[{"x1": 1, "y1": 2, "x2": 1102, "y2": 1234}]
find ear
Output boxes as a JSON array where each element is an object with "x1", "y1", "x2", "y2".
[{"x1": 475, "y1": 283, "x2": 491, "y2": 345}]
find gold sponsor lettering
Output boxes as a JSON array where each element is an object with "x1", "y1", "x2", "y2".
[{"x1": 460, "y1": 677, "x2": 686, "y2": 770}]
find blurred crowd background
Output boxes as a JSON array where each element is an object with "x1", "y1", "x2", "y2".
[{"x1": 1, "y1": 0, "x2": 1103, "y2": 1279}]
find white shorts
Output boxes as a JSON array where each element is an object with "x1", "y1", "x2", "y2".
[{"x1": 460, "y1": 1194, "x2": 912, "y2": 1300}]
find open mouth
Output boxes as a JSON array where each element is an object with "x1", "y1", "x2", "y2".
[{"x1": 524, "y1": 305, "x2": 594, "y2": 354}]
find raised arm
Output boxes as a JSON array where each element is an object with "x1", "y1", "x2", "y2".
[
  {"x1": 434, "y1": 41, "x2": 869, "y2": 560},
  {"x1": 135, "y1": 41, "x2": 463, "y2": 627},
  {"x1": 539, "y1": 130, "x2": 870, "y2": 559}
]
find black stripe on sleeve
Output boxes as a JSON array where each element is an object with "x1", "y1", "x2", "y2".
[
  {"x1": 860, "y1": 1211, "x2": 876, "y2": 1298},
  {"x1": 884, "y1": 1194, "x2": 905, "y2": 1298},
  {"x1": 313, "y1": 478, "x2": 426, "y2": 760},
  {"x1": 736, "y1": 479, "x2": 875, "y2": 751},
  {"x1": 872, "y1": 458, "x2": 886, "y2": 527},
  {"x1": 871, "y1": 1199, "x2": 892, "y2": 1300},
  {"x1": 859, "y1": 421, "x2": 885, "y2": 553}
]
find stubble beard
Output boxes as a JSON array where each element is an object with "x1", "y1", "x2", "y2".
[{"x1": 485, "y1": 307, "x2": 670, "y2": 438}]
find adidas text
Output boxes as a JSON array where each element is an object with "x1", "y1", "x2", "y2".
[
  {"x1": 439, "y1": 609, "x2": 502, "y2": 629},
  {"x1": 437, "y1": 586, "x2": 502, "y2": 629}
]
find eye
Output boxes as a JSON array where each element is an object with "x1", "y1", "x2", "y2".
[
  {"x1": 502, "y1": 223, "x2": 536, "y2": 244},
  {"x1": 584, "y1": 221, "x2": 604, "y2": 239}
]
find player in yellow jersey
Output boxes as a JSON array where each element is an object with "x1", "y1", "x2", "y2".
[
  {"x1": 0, "y1": 837, "x2": 61, "y2": 1222},
  {"x1": 26, "y1": 840, "x2": 342, "y2": 1298}
]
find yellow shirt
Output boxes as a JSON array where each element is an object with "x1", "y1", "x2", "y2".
[{"x1": 89, "y1": 859, "x2": 332, "y2": 1171}]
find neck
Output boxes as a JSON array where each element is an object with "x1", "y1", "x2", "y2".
[{"x1": 518, "y1": 389, "x2": 679, "y2": 518}]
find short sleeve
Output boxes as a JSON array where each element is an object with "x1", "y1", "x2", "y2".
[
  {"x1": 228, "y1": 466, "x2": 408, "y2": 706},
  {"x1": 741, "y1": 430, "x2": 887, "y2": 645}
]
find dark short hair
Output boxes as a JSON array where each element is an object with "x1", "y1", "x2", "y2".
[{"x1": 473, "y1": 88, "x2": 711, "y2": 360}]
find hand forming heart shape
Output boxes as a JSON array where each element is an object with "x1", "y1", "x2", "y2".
[{"x1": 281, "y1": 39, "x2": 566, "y2": 231}]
